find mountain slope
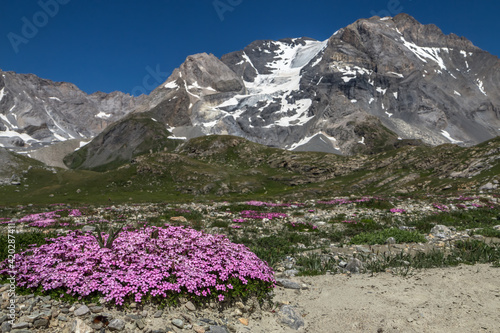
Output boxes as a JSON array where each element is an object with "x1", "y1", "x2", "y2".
[
  {"x1": 66, "y1": 13, "x2": 499, "y2": 171},
  {"x1": 2, "y1": 134, "x2": 499, "y2": 205},
  {"x1": 0, "y1": 70, "x2": 142, "y2": 155}
]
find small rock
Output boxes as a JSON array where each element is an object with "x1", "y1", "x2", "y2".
[
  {"x1": 171, "y1": 319, "x2": 184, "y2": 329},
  {"x1": 207, "y1": 326, "x2": 229, "y2": 333},
  {"x1": 1, "y1": 321, "x2": 12, "y2": 333},
  {"x1": 276, "y1": 278, "x2": 301, "y2": 290},
  {"x1": 235, "y1": 302, "x2": 245, "y2": 311},
  {"x1": 170, "y1": 216, "x2": 187, "y2": 222},
  {"x1": 11, "y1": 322, "x2": 29, "y2": 330},
  {"x1": 70, "y1": 318, "x2": 93, "y2": 333},
  {"x1": 81, "y1": 226, "x2": 95, "y2": 233},
  {"x1": 33, "y1": 318, "x2": 49, "y2": 328},
  {"x1": 430, "y1": 225, "x2": 453, "y2": 239},
  {"x1": 74, "y1": 305, "x2": 90, "y2": 316},
  {"x1": 238, "y1": 318, "x2": 249, "y2": 326},
  {"x1": 153, "y1": 310, "x2": 163, "y2": 318},
  {"x1": 345, "y1": 258, "x2": 364, "y2": 274},
  {"x1": 277, "y1": 305, "x2": 304, "y2": 330},
  {"x1": 282, "y1": 269, "x2": 299, "y2": 277},
  {"x1": 386, "y1": 237, "x2": 396, "y2": 244},
  {"x1": 108, "y1": 318, "x2": 126, "y2": 331},
  {"x1": 185, "y1": 301, "x2": 196, "y2": 311},
  {"x1": 136, "y1": 319, "x2": 145, "y2": 330},
  {"x1": 89, "y1": 306, "x2": 103, "y2": 313},
  {"x1": 193, "y1": 324, "x2": 206, "y2": 333},
  {"x1": 57, "y1": 314, "x2": 68, "y2": 322}
]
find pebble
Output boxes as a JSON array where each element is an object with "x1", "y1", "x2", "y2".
[
  {"x1": 171, "y1": 318, "x2": 184, "y2": 329},
  {"x1": 108, "y1": 318, "x2": 126, "y2": 331},
  {"x1": 74, "y1": 305, "x2": 90, "y2": 316},
  {"x1": 185, "y1": 301, "x2": 196, "y2": 311},
  {"x1": 277, "y1": 305, "x2": 304, "y2": 330},
  {"x1": 276, "y1": 278, "x2": 301, "y2": 290}
]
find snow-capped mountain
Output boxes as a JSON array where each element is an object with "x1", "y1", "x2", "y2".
[
  {"x1": 132, "y1": 13, "x2": 500, "y2": 159},
  {"x1": 3, "y1": 13, "x2": 500, "y2": 171},
  {"x1": 0, "y1": 70, "x2": 142, "y2": 153}
]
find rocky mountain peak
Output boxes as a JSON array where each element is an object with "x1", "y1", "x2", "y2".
[{"x1": 2, "y1": 14, "x2": 500, "y2": 171}]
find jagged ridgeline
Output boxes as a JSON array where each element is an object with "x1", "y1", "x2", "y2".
[{"x1": 1, "y1": 13, "x2": 499, "y2": 171}]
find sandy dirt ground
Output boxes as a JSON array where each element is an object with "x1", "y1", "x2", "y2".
[{"x1": 244, "y1": 264, "x2": 500, "y2": 333}]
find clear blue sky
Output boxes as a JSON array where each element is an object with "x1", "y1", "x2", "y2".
[{"x1": 1, "y1": 0, "x2": 499, "y2": 96}]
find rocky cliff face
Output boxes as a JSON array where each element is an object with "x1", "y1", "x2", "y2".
[{"x1": 0, "y1": 70, "x2": 143, "y2": 152}]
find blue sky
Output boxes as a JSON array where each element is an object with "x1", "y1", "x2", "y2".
[{"x1": 1, "y1": 0, "x2": 499, "y2": 96}]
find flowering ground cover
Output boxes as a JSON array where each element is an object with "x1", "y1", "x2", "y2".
[
  {"x1": 0, "y1": 225, "x2": 275, "y2": 306},
  {"x1": 0, "y1": 194, "x2": 499, "y2": 308}
]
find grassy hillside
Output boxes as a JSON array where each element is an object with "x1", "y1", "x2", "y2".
[{"x1": 0, "y1": 135, "x2": 499, "y2": 205}]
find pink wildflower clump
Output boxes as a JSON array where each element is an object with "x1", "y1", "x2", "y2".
[
  {"x1": 0, "y1": 226, "x2": 275, "y2": 306},
  {"x1": 390, "y1": 208, "x2": 406, "y2": 214},
  {"x1": 246, "y1": 201, "x2": 295, "y2": 207},
  {"x1": 239, "y1": 210, "x2": 288, "y2": 220},
  {"x1": 20, "y1": 211, "x2": 62, "y2": 228},
  {"x1": 433, "y1": 203, "x2": 449, "y2": 211},
  {"x1": 68, "y1": 209, "x2": 83, "y2": 217}
]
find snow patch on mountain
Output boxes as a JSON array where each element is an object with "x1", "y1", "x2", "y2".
[{"x1": 400, "y1": 37, "x2": 447, "y2": 70}]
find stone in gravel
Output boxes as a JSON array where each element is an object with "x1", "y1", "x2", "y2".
[
  {"x1": 0, "y1": 315, "x2": 7, "y2": 324},
  {"x1": 345, "y1": 258, "x2": 363, "y2": 274},
  {"x1": 57, "y1": 314, "x2": 68, "y2": 322},
  {"x1": 430, "y1": 225, "x2": 453, "y2": 239},
  {"x1": 153, "y1": 310, "x2": 163, "y2": 318},
  {"x1": 108, "y1": 318, "x2": 126, "y2": 331},
  {"x1": 136, "y1": 319, "x2": 145, "y2": 330},
  {"x1": 82, "y1": 225, "x2": 95, "y2": 232},
  {"x1": 238, "y1": 318, "x2": 249, "y2": 326},
  {"x1": 9, "y1": 330, "x2": 31, "y2": 333},
  {"x1": 89, "y1": 306, "x2": 103, "y2": 313},
  {"x1": 126, "y1": 314, "x2": 142, "y2": 321},
  {"x1": 70, "y1": 318, "x2": 93, "y2": 333},
  {"x1": 207, "y1": 326, "x2": 229, "y2": 333},
  {"x1": 171, "y1": 319, "x2": 184, "y2": 329},
  {"x1": 193, "y1": 324, "x2": 206, "y2": 333},
  {"x1": 283, "y1": 269, "x2": 299, "y2": 277},
  {"x1": 185, "y1": 301, "x2": 196, "y2": 311},
  {"x1": 277, "y1": 305, "x2": 304, "y2": 330},
  {"x1": 1, "y1": 321, "x2": 11, "y2": 333},
  {"x1": 74, "y1": 305, "x2": 90, "y2": 316},
  {"x1": 11, "y1": 322, "x2": 29, "y2": 330},
  {"x1": 33, "y1": 318, "x2": 49, "y2": 328},
  {"x1": 276, "y1": 278, "x2": 301, "y2": 289}
]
